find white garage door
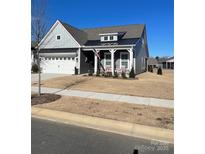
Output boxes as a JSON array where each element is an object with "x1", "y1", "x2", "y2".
[{"x1": 41, "y1": 57, "x2": 76, "y2": 74}]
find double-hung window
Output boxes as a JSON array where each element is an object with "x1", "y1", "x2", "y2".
[
  {"x1": 120, "y1": 53, "x2": 129, "y2": 69},
  {"x1": 104, "y1": 53, "x2": 111, "y2": 68},
  {"x1": 104, "y1": 36, "x2": 108, "y2": 41}
]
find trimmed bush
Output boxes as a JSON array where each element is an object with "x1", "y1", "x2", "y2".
[
  {"x1": 105, "y1": 72, "x2": 112, "y2": 77},
  {"x1": 148, "y1": 65, "x2": 153, "y2": 72},
  {"x1": 121, "y1": 71, "x2": 127, "y2": 79},
  {"x1": 96, "y1": 70, "x2": 100, "y2": 77},
  {"x1": 101, "y1": 71, "x2": 105, "y2": 77},
  {"x1": 31, "y1": 63, "x2": 39, "y2": 73},
  {"x1": 157, "y1": 67, "x2": 162, "y2": 75},
  {"x1": 129, "y1": 67, "x2": 135, "y2": 78},
  {"x1": 113, "y1": 71, "x2": 119, "y2": 78},
  {"x1": 88, "y1": 70, "x2": 93, "y2": 76}
]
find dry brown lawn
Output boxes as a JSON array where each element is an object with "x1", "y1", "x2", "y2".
[
  {"x1": 33, "y1": 69, "x2": 174, "y2": 100},
  {"x1": 34, "y1": 96, "x2": 174, "y2": 130},
  {"x1": 32, "y1": 75, "x2": 91, "y2": 89}
]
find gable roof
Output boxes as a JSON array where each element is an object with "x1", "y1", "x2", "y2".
[
  {"x1": 82, "y1": 24, "x2": 145, "y2": 41},
  {"x1": 59, "y1": 20, "x2": 145, "y2": 46},
  {"x1": 60, "y1": 21, "x2": 88, "y2": 45},
  {"x1": 158, "y1": 56, "x2": 174, "y2": 63}
]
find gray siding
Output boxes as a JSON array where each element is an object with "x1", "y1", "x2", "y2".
[
  {"x1": 134, "y1": 29, "x2": 149, "y2": 74},
  {"x1": 39, "y1": 21, "x2": 80, "y2": 49}
]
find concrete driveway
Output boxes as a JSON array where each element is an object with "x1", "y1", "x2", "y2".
[{"x1": 31, "y1": 73, "x2": 70, "y2": 83}]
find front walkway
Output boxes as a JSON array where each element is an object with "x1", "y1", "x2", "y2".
[{"x1": 32, "y1": 87, "x2": 174, "y2": 108}]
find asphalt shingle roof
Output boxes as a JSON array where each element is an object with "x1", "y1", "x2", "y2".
[
  {"x1": 61, "y1": 22, "x2": 88, "y2": 45},
  {"x1": 84, "y1": 38, "x2": 140, "y2": 46},
  {"x1": 82, "y1": 24, "x2": 145, "y2": 41},
  {"x1": 60, "y1": 20, "x2": 145, "y2": 46}
]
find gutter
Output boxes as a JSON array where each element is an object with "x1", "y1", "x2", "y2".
[{"x1": 82, "y1": 44, "x2": 135, "y2": 49}]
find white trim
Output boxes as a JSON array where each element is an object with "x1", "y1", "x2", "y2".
[
  {"x1": 120, "y1": 52, "x2": 129, "y2": 70},
  {"x1": 38, "y1": 20, "x2": 80, "y2": 49},
  {"x1": 99, "y1": 33, "x2": 118, "y2": 36},
  {"x1": 104, "y1": 52, "x2": 111, "y2": 68},
  {"x1": 82, "y1": 45, "x2": 135, "y2": 48},
  {"x1": 78, "y1": 48, "x2": 81, "y2": 74},
  {"x1": 59, "y1": 21, "x2": 81, "y2": 47},
  {"x1": 38, "y1": 20, "x2": 60, "y2": 48}
]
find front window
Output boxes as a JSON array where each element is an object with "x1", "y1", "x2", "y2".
[
  {"x1": 110, "y1": 36, "x2": 113, "y2": 40},
  {"x1": 104, "y1": 53, "x2": 111, "y2": 68},
  {"x1": 121, "y1": 53, "x2": 129, "y2": 69},
  {"x1": 104, "y1": 36, "x2": 108, "y2": 41}
]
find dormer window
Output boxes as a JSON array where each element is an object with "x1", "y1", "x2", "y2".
[
  {"x1": 57, "y1": 35, "x2": 60, "y2": 40},
  {"x1": 99, "y1": 33, "x2": 118, "y2": 42}
]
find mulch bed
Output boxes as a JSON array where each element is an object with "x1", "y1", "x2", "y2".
[{"x1": 31, "y1": 93, "x2": 61, "y2": 106}]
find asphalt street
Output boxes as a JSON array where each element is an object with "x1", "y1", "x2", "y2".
[{"x1": 32, "y1": 118, "x2": 174, "y2": 154}]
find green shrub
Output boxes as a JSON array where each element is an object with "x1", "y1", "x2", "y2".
[
  {"x1": 96, "y1": 70, "x2": 100, "y2": 77},
  {"x1": 88, "y1": 70, "x2": 93, "y2": 76},
  {"x1": 113, "y1": 71, "x2": 119, "y2": 78},
  {"x1": 148, "y1": 65, "x2": 153, "y2": 72},
  {"x1": 129, "y1": 67, "x2": 135, "y2": 78},
  {"x1": 105, "y1": 72, "x2": 112, "y2": 77},
  {"x1": 121, "y1": 71, "x2": 127, "y2": 79},
  {"x1": 101, "y1": 72, "x2": 105, "y2": 77},
  {"x1": 157, "y1": 67, "x2": 162, "y2": 75},
  {"x1": 31, "y1": 63, "x2": 39, "y2": 73}
]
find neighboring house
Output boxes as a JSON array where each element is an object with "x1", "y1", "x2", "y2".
[
  {"x1": 147, "y1": 57, "x2": 158, "y2": 68},
  {"x1": 38, "y1": 20, "x2": 149, "y2": 75},
  {"x1": 158, "y1": 56, "x2": 174, "y2": 69}
]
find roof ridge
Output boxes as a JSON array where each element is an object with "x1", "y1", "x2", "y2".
[
  {"x1": 59, "y1": 20, "x2": 86, "y2": 34},
  {"x1": 81, "y1": 24, "x2": 145, "y2": 30}
]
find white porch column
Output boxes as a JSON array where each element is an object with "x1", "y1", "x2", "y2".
[
  {"x1": 110, "y1": 49, "x2": 115, "y2": 75},
  {"x1": 94, "y1": 50, "x2": 98, "y2": 74},
  {"x1": 77, "y1": 48, "x2": 81, "y2": 74},
  {"x1": 129, "y1": 48, "x2": 133, "y2": 70}
]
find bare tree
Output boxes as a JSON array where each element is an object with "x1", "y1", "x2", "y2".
[{"x1": 31, "y1": 0, "x2": 48, "y2": 96}]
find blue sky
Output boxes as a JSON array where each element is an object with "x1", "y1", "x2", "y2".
[{"x1": 44, "y1": 0, "x2": 173, "y2": 57}]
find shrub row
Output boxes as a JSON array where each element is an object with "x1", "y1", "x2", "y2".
[
  {"x1": 148, "y1": 66, "x2": 163, "y2": 75},
  {"x1": 89, "y1": 67, "x2": 136, "y2": 79}
]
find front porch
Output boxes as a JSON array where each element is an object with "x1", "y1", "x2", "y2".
[{"x1": 81, "y1": 47, "x2": 134, "y2": 75}]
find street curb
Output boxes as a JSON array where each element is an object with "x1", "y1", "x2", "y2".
[{"x1": 32, "y1": 107, "x2": 174, "y2": 144}]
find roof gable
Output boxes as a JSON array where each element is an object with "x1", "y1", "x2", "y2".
[
  {"x1": 39, "y1": 20, "x2": 80, "y2": 49},
  {"x1": 60, "y1": 21, "x2": 87, "y2": 45}
]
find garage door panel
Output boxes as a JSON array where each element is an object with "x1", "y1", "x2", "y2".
[{"x1": 41, "y1": 58, "x2": 75, "y2": 74}]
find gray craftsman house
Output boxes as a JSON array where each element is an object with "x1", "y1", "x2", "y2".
[{"x1": 37, "y1": 20, "x2": 149, "y2": 75}]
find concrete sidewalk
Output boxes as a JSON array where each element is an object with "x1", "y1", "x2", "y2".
[{"x1": 32, "y1": 86, "x2": 174, "y2": 108}]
